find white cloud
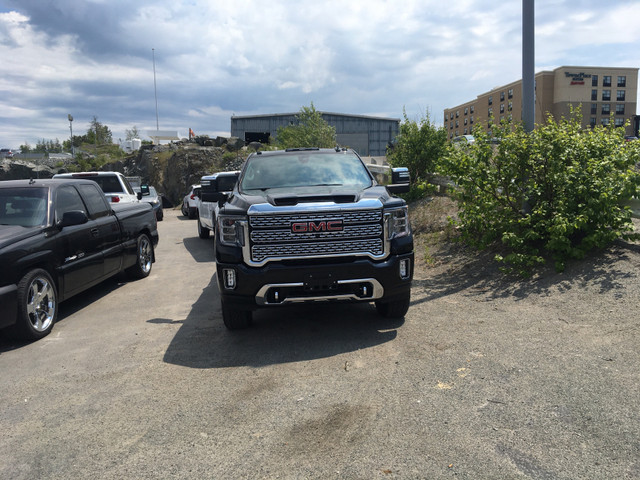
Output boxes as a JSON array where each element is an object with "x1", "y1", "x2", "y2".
[{"x1": 0, "y1": 0, "x2": 638, "y2": 149}]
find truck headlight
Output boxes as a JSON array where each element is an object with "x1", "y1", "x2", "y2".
[
  {"x1": 385, "y1": 206, "x2": 411, "y2": 240},
  {"x1": 218, "y1": 215, "x2": 247, "y2": 247}
]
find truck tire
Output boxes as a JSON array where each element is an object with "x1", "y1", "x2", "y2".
[
  {"x1": 126, "y1": 233, "x2": 153, "y2": 279},
  {"x1": 221, "y1": 302, "x2": 252, "y2": 330},
  {"x1": 197, "y1": 218, "x2": 210, "y2": 239},
  {"x1": 12, "y1": 269, "x2": 58, "y2": 340},
  {"x1": 375, "y1": 292, "x2": 410, "y2": 319}
]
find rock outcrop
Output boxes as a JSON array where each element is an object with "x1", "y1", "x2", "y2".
[{"x1": 1, "y1": 139, "x2": 248, "y2": 206}]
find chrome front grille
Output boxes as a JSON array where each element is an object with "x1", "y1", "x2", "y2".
[
  {"x1": 249, "y1": 209, "x2": 382, "y2": 228},
  {"x1": 246, "y1": 204, "x2": 387, "y2": 266},
  {"x1": 252, "y1": 238, "x2": 384, "y2": 262}
]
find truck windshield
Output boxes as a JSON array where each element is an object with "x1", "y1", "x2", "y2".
[
  {"x1": 0, "y1": 187, "x2": 48, "y2": 227},
  {"x1": 241, "y1": 152, "x2": 373, "y2": 192}
]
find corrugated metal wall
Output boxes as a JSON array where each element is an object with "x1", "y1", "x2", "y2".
[{"x1": 230, "y1": 113, "x2": 399, "y2": 157}]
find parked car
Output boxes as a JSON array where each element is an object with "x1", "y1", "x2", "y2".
[
  {"x1": 182, "y1": 184, "x2": 200, "y2": 219},
  {"x1": 136, "y1": 185, "x2": 163, "y2": 221},
  {"x1": 0, "y1": 178, "x2": 159, "y2": 340},
  {"x1": 53, "y1": 171, "x2": 140, "y2": 204},
  {"x1": 1, "y1": 148, "x2": 14, "y2": 158}
]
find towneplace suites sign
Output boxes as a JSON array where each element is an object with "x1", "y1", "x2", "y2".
[{"x1": 565, "y1": 71, "x2": 592, "y2": 85}]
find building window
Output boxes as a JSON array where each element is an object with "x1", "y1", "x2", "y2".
[
  {"x1": 456, "y1": 120, "x2": 459, "y2": 127},
  {"x1": 615, "y1": 118, "x2": 624, "y2": 127},
  {"x1": 602, "y1": 90, "x2": 611, "y2": 101},
  {"x1": 592, "y1": 75, "x2": 598, "y2": 87},
  {"x1": 464, "y1": 128, "x2": 468, "y2": 134},
  {"x1": 470, "y1": 106, "x2": 474, "y2": 114},
  {"x1": 470, "y1": 116, "x2": 474, "y2": 124},
  {"x1": 455, "y1": 130, "x2": 459, "y2": 136},
  {"x1": 500, "y1": 104, "x2": 505, "y2": 114},
  {"x1": 617, "y1": 90, "x2": 625, "y2": 101},
  {"x1": 590, "y1": 117, "x2": 597, "y2": 128},
  {"x1": 488, "y1": 107, "x2": 493, "y2": 117},
  {"x1": 500, "y1": 91, "x2": 505, "y2": 101},
  {"x1": 591, "y1": 89, "x2": 598, "y2": 101},
  {"x1": 456, "y1": 110, "x2": 459, "y2": 118},
  {"x1": 617, "y1": 76, "x2": 626, "y2": 87},
  {"x1": 464, "y1": 118, "x2": 468, "y2": 125},
  {"x1": 616, "y1": 104, "x2": 625, "y2": 115},
  {"x1": 591, "y1": 103, "x2": 597, "y2": 115},
  {"x1": 449, "y1": 122, "x2": 453, "y2": 129},
  {"x1": 601, "y1": 118, "x2": 610, "y2": 126},
  {"x1": 603, "y1": 75, "x2": 611, "y2": 87},
  {"x1": 500, "y1": 115, "x2": 504, "y2": 122},
  {"x1": 508, "y1": 101, "x2": 513, "y2": 111},
  {"x1": 450, "y1": 112, "x2": 453, "y2": 120},
  {"x1": 488, "y1": 96, "x2": 493, "y2": 105},
  {"x1": 508, "y1": 88, "x2": 513, "y2": 99},
  {"x1": 601, "y1": 104, "x2": 610, "y2": 115}
]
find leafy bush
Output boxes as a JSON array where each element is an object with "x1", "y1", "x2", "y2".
[{"x1": 440, "y1": 113, "x2": 640, "y2": 274}]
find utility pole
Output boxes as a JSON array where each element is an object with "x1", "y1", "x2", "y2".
[{"x1": 522, "y1": 0, "x2": 535, "y2": 133}]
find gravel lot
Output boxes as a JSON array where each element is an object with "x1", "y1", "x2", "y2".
[{"x1": 1, "y1": 205, "x2": 639, "y2": 479}]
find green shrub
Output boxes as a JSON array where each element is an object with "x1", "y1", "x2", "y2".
[{"x1": 440, "y1": 113, "x2": 640, "y2": 274}]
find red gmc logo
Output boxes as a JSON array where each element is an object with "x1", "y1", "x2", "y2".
[{"x1": 291, "y1": 220, "x2": 343, "y2": 233}]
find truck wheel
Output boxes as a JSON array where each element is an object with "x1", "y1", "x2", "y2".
[
  {"x1": 221, "y1": 302, "x2": 252, "y2": 330},
  {"x1": 375, "y1": 293, "x2": 411, "y2": 319},
  {"x1": 126, "y1": 233, "x2": 153, "y2": 279},
  {"x1": 12, "y1": 269, "x2": 58, "y2": 340},
  {"x1": 197, "y1": 219, "x2": 210, "y2": 239}
]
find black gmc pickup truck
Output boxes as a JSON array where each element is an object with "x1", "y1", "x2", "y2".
[
  {"x1": 0, "y1": 178, "x2": 159, "y2": 340},
  {"x1": 203, "y1": 147, "x2": 413, "y2": 329}
]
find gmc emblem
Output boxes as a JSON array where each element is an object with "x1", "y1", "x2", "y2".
[{"x1": 291, "y1": 220, "x2": 344, "y2": 233}]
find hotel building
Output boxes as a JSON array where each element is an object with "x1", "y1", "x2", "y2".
[{"x1": 444, "y1": 66, "x2": 638, "y2": 138}]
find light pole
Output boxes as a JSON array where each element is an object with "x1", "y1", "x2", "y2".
[
  {"x1": 68, "y1": 114, "x2": 74, "y2": 156},
  {"x1": 152, "y1": 48, "x2": 159, "y2": 132}
]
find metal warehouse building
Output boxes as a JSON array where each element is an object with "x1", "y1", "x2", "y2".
[{"x1": 230, "y1": 112, "x2": 400, "y2": 157}]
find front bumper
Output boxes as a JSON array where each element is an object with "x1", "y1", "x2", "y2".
[{"x1": 216, "y1": 253, "x2": 413, "y2": 311}]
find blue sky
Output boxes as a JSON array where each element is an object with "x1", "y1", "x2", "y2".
[{"x1": 1, "y1": 0, "x2": 639, "y2": 149}]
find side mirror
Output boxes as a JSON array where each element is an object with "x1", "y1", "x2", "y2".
[
  {"x1": 58, "y1": 210, "x2": 88, "y2": 228},
  {"x1": 136, "y1": 191, "x2": 143, "y2": 200},
  {"x1": 387, "y1": 167, "x2": 411, "y2": 194}
]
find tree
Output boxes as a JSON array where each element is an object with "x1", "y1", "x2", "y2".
[
  {"x1": 85, "y1": 116, "x2": 113, "y2": 145},
  {"x1": 19, "y1": 143, "x2": 32, "y2": 153},
  {"x1": 440, "y1": 112, "x2": 640, "y2": 274},
  {"x1": 276, "y1": 103, "x2": 336, "y2": 149},
  {"x1": 125, "y1": 126, "x2": 140, "y2": 141},
  {"x1": 388, "y1": 108, "x2": 448, "y2": 184}
]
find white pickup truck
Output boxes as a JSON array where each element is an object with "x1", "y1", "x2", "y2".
[
  {"x1": 197, "y1": 171, "x2": 240, "y2": 239},
  {"x1": 53, "y1": 171, "x2": 141, "y2": 204}
]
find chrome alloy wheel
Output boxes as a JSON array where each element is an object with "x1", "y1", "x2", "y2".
[
  {"x1": 26, "y1": 275, "x2": 56, "y2": 333},
  {"x1": 138, "y1": 235, "x2": 153, "y2": 275}
]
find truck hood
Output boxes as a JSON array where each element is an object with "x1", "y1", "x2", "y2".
[
  {"x1": 0, "y1": 225, "x2": 43, "y2": 250},
  {"x1": 239, "y1": 185, "x2": 393, "y2": 207}
]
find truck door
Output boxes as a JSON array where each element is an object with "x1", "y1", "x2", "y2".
[
  {"x1": 77, "y1": 183, "x2": 122, "y2": 276},
  {"x1": 55, "y1": 185, "x2": 105, "y2": 297}
]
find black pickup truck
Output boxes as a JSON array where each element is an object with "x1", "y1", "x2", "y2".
[
  {"x1": 204, "y1": 147, "x2": 413, "y2": 329},
  {"x1": 0, "y1": 178, "x2": 159, "y2": 340}
]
